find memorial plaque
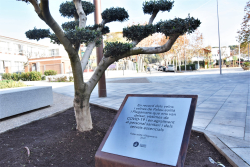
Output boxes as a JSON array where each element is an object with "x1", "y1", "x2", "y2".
[{"x1": 95, "y1": 94, "x2": 198, "y2": 167}]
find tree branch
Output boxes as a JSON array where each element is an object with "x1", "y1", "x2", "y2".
[
  {"x1": 80, "y1": 20, "x2": 106, "y2": 74},
  {"x1": 73, "y1": 0, "x2": 87, "y2": 28},
  {"x1": 86, "y1": 34, "x2": 179, "y2": 94},
  {"x1": 148, "y1": 10, "x2": 158, "y2": 25},
  {"x1": 27, "y1": 0, "x2": 44, "y2": 20},
  {"x1": 86, "y1": 57, "x2": 113, "y2": 93},
  {"x1": 40, "y1": 0, "x2": 84, "y2": 90},
  {"x1": 122, "y1": 34, "x2": 179, "y2": 59}
]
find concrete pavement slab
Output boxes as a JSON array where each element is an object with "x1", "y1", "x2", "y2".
[
  {"x1": 206, "y1": 123, "x2": 245, "y2": 138},
  {"x1": 231, "y1": 148, "x2": 250, "y2": 165}
]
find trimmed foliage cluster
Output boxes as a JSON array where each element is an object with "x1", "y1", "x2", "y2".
[
  {"x1": 86, "y1": 24, "x2": 110, "y2": 35},
  {"x1": 62, "y1": 21, "x2": 110, "y2": 35},
  {"x1": 59, "y1": 1, "x2": 95, "y2": 18},
  {"x1": 25, "y1": 28, "x2": 50, "y2": 41},
  {"x1": 44, "y1": 70, "x2": 57, "y2": 76},
  {"x1": 48, "y1": 28, "x2": 103, "y2": 45},
  {"x1": 123, "y1": 16, "x2": 200, "y2": 42},
  {"x1": 65, "y1": 27, "x2": 102, "y2": 46},
  {"x1": 123, "y1": 24, "x2": 156, "y2": 41},
  {"x1": 1, "y1": 72, "x2": 42, "y2": 81},
  {"x1": 103, "y1": 42, "x2": 134, "y2": 58},
  {"x1": 143, "y1": 0, "x2": 174, "y2": 14},
  {"x1": 49, "y1": 34, "x2": 61, "y2": 44},
  {"x1": 0, "y1": 80, "x2": 26, "y2": 89},
  {"x1": 157, "y1": 17, "x2": 201, "y2": 36},
  {"x1": 102, "y1": 7, "x2": 129, "y2": 23}
]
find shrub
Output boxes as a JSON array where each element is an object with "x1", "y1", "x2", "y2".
[
  {"x1": 11, "y1": 73, "x2": 21, "y2": 81},
  {"x1": 30, "y1": 71, "x2": 42, "y2": 81},
  {"x1": 244, "y1": 62, "x2": 250, "y2": 67},
  {"x1": 2, "y1": 73, "x2": 12, "y2": 80},
  {"x1": 177, "y1": 64, "x2": 195, "y2": 71},
  {"x1": 44, "y1": 70, "x2": 57, "y2": 76},
  {"x1": 55, "y1": 76, "x2": 68, "y2": 82},
  {"x1": 41, "y1": 75, "x2": 46, "y2": 80},
  {"x1": 69, "y1": 76, "x2": 74, "y2": 82},
  {"x1": 20, "y1": 72, "x2": 30, "y2": 81},
  {"x1": 0, "y1": 80, "x2": 26, "y2": 89}
]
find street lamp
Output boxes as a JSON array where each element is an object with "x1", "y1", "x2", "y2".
[{"x1": 217, "y1": 0, "x2": 222, "y2": 74}]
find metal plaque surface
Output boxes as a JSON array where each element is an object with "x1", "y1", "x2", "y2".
[{"x1": 102, "y1": 96, "x2": 192, "y2": 166}]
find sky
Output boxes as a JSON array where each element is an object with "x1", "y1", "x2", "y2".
[{"x1": 0, "y1": 0, "x2": 247, "y2": 48}]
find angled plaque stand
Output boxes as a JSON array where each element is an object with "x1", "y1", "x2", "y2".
[{"x1": 95, "y1": 94, "x2": 198, "y2": 167}]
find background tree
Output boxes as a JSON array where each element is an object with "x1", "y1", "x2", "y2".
[
  {"x1": 190, "y1": 30, "x2": 203, "y2": 68},
  {"x1": 18, "y1": 0, "x2": 200, "y2": 132},
  {"x1": 237, "y1": 1, "x2": 250, "y2": 43}
]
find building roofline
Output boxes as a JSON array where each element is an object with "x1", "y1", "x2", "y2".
[{"x1": 0, "y1": 35, "x2": 49, "y2": 48}]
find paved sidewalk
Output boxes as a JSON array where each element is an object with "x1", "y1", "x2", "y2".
[
  {"x1": 1, "y1": 67, "x2": 249, "y2": 166},
  {"x1": 53, "y1": 68, "x2": 250, "y2": 166}
]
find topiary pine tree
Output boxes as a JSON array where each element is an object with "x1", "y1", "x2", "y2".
[{"x1": 17, "y1": 0, "x2": 200, "y2": 132}]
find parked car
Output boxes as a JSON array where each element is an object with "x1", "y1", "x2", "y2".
[
  {"x1": 166, "y1": 65, "x2": 176, "y2": 72},
  {"x1": 162, "y1": 66, "x2": 166, "y2": 72},
  {"x1": 158, "y1": 65, "x2": 163, "y2": 71}
]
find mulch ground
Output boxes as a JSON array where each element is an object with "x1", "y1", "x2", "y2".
[{"x1": 0, "y1": 105, "x2": 232, "y2": 167}]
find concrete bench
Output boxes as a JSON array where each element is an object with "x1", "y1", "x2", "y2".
[{"x1": 0, "y1": 86, "x2": 53, "y2": 119}]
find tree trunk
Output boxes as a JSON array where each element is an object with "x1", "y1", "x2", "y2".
[{"x1": 74, "y1": 93, "x2": 93, "y2": 132}]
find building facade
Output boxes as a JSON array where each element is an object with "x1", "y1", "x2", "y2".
[
  {"x1": 0, "y1": 35, "x2": 49, "y2": 74},
  {"x1": 0, "y1": 35, "x2": 71, "y2": 75}
]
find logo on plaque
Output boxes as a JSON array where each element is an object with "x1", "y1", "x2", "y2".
[{"x1": 133, "y1": 141, "x2": 139, "y2": 147}]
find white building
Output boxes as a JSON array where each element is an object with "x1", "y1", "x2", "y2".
[
  {"x1": 0, "y1": 35, "x2": 68, "y2": 74},
  {"x1": 211, "y1": 46, "x2": 231, "y2": 61},
  {"x1": 0, "y1": 35, "x2": 50, "y2": 74}
]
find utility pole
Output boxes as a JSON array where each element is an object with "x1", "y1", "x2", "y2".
[
  {"x1": 217, "y1": 0, "x2": 222, "y2": 74},
  {"x1": 239, "y1": 43, "x2": 241, "y2": 67},
  {"x1": 93, "y1": 0, "x2": 107, "y2": 97},
  {"x1": 248, "y1": 43, "x2": 249, "y2": 62},
  {"x1": 184, "y1": 35, "x2": 186, "y2": 71}
]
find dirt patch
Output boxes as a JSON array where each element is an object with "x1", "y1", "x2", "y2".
[
  {"x1": 107, "y1": 77, "x2": 150, "y2": 83},
  {"x1": 0, "y1": 105, "x2": 232, "y2": 167}
]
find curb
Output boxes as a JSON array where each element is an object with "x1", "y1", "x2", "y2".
[{"x1": 192, "y1": 128, "x2": 250, "y2": 167}]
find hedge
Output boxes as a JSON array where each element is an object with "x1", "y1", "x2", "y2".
[
  {"x1": 1, "y1": 71, "x2": 42, "y2": 81},
  {"x1": 0, "y1": 80, "x2": 26, "y2": 89},
  {"x1": 176, "y1": 64, "x2": 195, "y2": 71},
  {"x1": 44, "y1": 70, "x2": 57, "y2": 76}
]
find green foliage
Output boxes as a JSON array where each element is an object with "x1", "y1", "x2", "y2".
[
  {"x1": 55, "y1": 76, "x2": 68, "y2": 82},
  {"x1": 25, "y1": 28, "x2": 50, "y2": 41},
  {"x1": 69, "y1": 76, "x2": 74, "y2": 82},
  {"x1": 86, "y1": 24, "x2": 110, "y2": 35},
  {"x1": 157, "y1": 16, "x2": 201, "y2": 37},
  {"x1": 0, "y1": 80, "x2": 26, "y2": 89},
  {"x1": 244, "y1": 62, "x2": 250, "y2": 66},
  {"x1": 1, "y1": 73, "x2": 12, "y2": 80},
  {"x1": 62, "y1": 21, "x2": 79, "y2": 30},
  {"x1": 20, "y1": 72, "x2": 42, "y2": 81},
  {"x1": 11, "y1": 73, "x2": 21, "y2": 81},
  {"x1": 62, "y1": 21, "x2": 110, "y2": 34},
  {"x1": 41, "y1": 75, "x2": 46, "y2": 80},
  {"x1": 64, "y1": 27, "x2": 102, "y2": 46},
  {"x1": 49, "y1": 34, "x2": 61, "y2": 44},
  {"x1": 59, "y1": 1, "x2": 95, "y2": 18},
  {"x1": 143, "y1": 0, "x2": 174, "y2": 15},
  {"x1": 123, "y1": 24, "x2": 156, "y2": 41},
  {"x1": 123, "y1": 16, "x2": 200, "y2": 42},
  {"x1": 103, "y1": 42, "x2": 134, "y2": 57},
  {"x1": 44, "y1": 70, "x2": 57, "y2": 76},
  {"x1": 102, "y1": 7, "x2": 129, "y2": 23},
  {"x1": 144, "y1": 54, "x2": 162, "y2": 64},
  {"x1": 176, "y1": 64, "x2": 195, "y2": 71}
]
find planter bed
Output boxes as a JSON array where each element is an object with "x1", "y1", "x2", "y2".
[{"x1": 0, "y1": 86, "x2": 53, "y2": 119}]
